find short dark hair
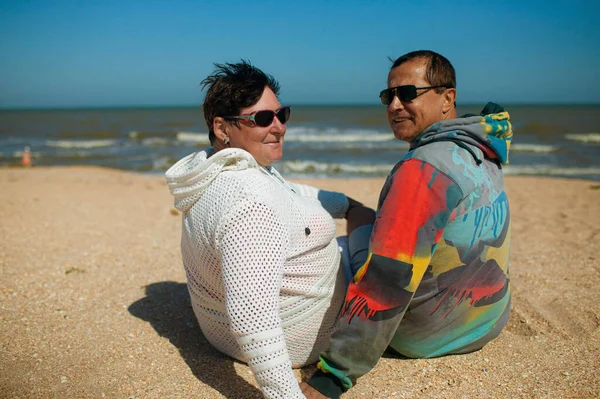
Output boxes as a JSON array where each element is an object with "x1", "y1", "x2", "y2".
[
  {"x1": 200, "y1": 60, "x2": 280, "y2": 144},
  {"x1": 390, "y1": 50, "x2": 456, "y2": 94}
]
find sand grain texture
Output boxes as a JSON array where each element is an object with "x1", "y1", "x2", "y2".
[{"x1": 1, "y1": 167, "x2": 599, "y2": 398}]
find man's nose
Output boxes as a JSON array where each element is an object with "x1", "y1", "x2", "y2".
[{"x1": 388, "y1": 93, "x2": 404, "y2": 111}]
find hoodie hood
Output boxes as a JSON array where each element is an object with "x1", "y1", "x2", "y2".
[
  {"x1": 165, "y1": 147, "x2": 259, "y2": 212},
  {"x1": 411, "y1": 103, "x2": 513, "y2": 165}
]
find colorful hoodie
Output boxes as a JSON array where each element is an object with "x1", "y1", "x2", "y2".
[{"x1": 309, "y1": 105, "x2": 513, "y2": 398}]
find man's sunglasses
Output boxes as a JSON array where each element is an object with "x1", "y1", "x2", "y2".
[
  {"x1": 225, "y1": 106, "x2": 291, "y2": 127},
  {"x1": 379, "y1": 85, "x2": 446, "y2": 105}
]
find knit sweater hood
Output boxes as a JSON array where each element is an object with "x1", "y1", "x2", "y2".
[
  {"x1": 411, "y1": 102, "x2": 513, "y2": 165},
  {"x1": 165, "y1": 148, "x2": 259, "y2": 212}
]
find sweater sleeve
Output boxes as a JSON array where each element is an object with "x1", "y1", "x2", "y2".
[
  {"x1": 217, "y1": 200, "x2": 304, "y2": 399},
  {"x1": 288, "y1": 182, "x2": 349, "y2": 219},
  {"x1": 309, "y1": 159, "x2": 463, "y2": 398}
]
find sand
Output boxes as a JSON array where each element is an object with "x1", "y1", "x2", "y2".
[{"x1": 1, "y1": 166, "x2": 599, "y2": 399}]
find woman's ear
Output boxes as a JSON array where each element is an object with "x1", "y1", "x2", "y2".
[
  {"x1": 442, "y1": 88, "x2": 457, "y2": 114},
  {"x1": 213, "y1": 117, "x2": 229, "y2": 143}
]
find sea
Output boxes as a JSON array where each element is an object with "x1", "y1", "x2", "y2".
[{"x1": 1, "y1": 104, "x2": 599, "y2": 181}]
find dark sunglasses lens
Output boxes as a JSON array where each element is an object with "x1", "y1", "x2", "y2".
[
  {"x1": 380, "y1": 89, "x2": 392, "y2": 105},
  {"x1": 276, "y1": 107, "x2": 291, "y2": 124},
  {"x1": 398, "y1": 86, "x2": 418, "y2": 102},
  {"x1": 254, "y1": 110, "x2": 276, "y2": 127},
  {"x1": 380, "y1": 86, "x2": 419, "y2": 105}
]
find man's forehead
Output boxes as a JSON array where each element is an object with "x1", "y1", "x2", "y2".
[{"x1": 388, "y1": 62, "x2": 428, "y2": 85}]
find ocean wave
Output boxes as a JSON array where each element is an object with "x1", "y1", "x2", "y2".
[
  {"x1": 285, "y1": 126, "x2": 388, "y2": 137},
  {"x1": 286, "y1": 133, "x2": 395, "y2": 143},
  {"x1": 332, "y1": 142, "x2": 408, "y2": 150},
  {"x1": 152, "y1": 156, "x2": 180, "y2": 171},
  {"x1": 176, "y1": 131, "x2": 210, "y2": 144},
  {"x1": 565, "y1": 133, "x2": 600, "y2": 144},
  {"x1": 169, "y1": 123, "x2": 397, "y2": 145},
  {"x1": 141, "y1": 137, "x2": 171, "y2": 146},
  {"x1": 10, "y1": 149, "x2": 41, "y2": 158},
  {"x1": 279, "y1": 161, "x2": 600, "y2": 179},
  {"x1": 279, "y1": 160, "x2": 394, "y2": 176},
  {"x1": 45, "y1": 139, "x2": 118, "y2": 149},
  {"x1": 174, "y1": 129, "x2": 394, "y2": 144},
  {"x1": 56, "y1": 131, "x2": 120, "y2": 139},
  {"x1": 510, "y1": 144, "x2": 558, "y2": 153},
  {"x1": 504, "y1": 165, "x2": 600, "y2": 177},
  {"x1": 128, "y1": 131, "x2": 179, "y2": 140}
]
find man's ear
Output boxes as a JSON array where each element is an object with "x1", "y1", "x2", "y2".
[
  {"x1": 213, "y1": 117, "x2": 229, "y2": 142},
  {"x1": 442, "y1": 88, "x2": 457, "y2": 114}
]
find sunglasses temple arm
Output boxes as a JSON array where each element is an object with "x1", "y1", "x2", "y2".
[{"x1": 232, "y1": 115, "x2": 255, "y2": 122}]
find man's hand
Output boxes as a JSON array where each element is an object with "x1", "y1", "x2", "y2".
[
  {"x1": 300, "y1": 382, "x2": 330, "y2": 398},
  {"x1": 346, "y1": 197, "x2": 376, "y2": 235}
]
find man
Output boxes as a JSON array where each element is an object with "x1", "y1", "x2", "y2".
[{"x1": 301, "y1": 50, "x2": 513, "y2": 398}]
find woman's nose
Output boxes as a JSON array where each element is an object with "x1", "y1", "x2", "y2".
[{"x1": 271, "y1": 115, "x2": 286, "y2": 134}]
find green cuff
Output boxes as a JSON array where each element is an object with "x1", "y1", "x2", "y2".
[{"x1": 307, "y1": 370, "x2": 346, "y2": 399}]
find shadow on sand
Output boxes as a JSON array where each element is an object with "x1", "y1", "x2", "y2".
[{"x1": 128, "y1": 281, "x2": 263, "y2": 399}]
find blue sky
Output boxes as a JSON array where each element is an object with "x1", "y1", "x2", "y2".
[{"x1": 1, "y1": 0, "x2": 599, "y2": 108}]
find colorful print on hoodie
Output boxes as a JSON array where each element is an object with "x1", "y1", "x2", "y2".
[{"x1": 309, "y1": 104, "x2": 513, "y2": 398}]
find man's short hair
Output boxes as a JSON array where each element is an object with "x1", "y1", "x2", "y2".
[
  {"x1": 391, "y1": 50, "x2": 456, "y2": 94},
  {"x1": 201, "y1": 60, "x2": 280, "y2": 144}
]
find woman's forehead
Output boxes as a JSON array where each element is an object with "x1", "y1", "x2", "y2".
[{"x1": 242, "y1": 87, "x2": 281, "y2": 113}]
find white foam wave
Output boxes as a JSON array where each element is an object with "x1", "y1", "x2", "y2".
[
  {"x1": 334, "y1": 142, "x2": 409, "y2": 150},
  {"x1": 176, "y1": 129, "x2": 395, "y2": 145},
  {"x1": 11, "y1": 150, "x2": 41, "y2": 157},
  {"x1": 176, "y1": 131, "x2": 210, "y2": 144},
  {"x1": 152, "y1": 156, "x2": 173, "y2": 170},
  {"x1": 284, "y1": 126, "x2": 394, "y2": 142},
  {"x1": 285, "y1": 126, "x2": 321, "y2": 136},
  {"x1": 280, "y1": 160, "x2": 394, "y2": 175},
  {"x1": 510, "y1": 144, "x2": 558, "y2": 153},
  {"x1": 141, "y1": 137, "x2": 170, "y2": 146},
  {"x1": 504, "y1": 165, "x2": 600, "y2": 177},
  {"x1": 280, "y1": 161, "x2": 600, "y2": 179},
  {"x1": 565, "y1": 133, "x2": 600, "y2": 143},
  {"x1": 285, "y1": 126, "x2": 386, "y2": 135},
  {"x1": 286, "y1": 133, "x2": 395, "y2": 143},
  {"x1": 45, "y1": 139, "x2": 118, "y2": 149}
]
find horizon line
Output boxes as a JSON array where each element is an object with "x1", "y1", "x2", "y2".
[{"x1": 2, "y1": 101, "x2": 600, "y2": 111}]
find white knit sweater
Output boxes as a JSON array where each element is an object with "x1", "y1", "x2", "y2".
[{"x1": 165, "y1": 148, "x2": 350, "y2": 399}]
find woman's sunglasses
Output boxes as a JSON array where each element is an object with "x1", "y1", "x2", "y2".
[
  {"x1": 225, "y1": 106, "x2": 291, "y2": 127},
  {"x1": 379, "y1": 85, "x2": 446, "y2": 105}
]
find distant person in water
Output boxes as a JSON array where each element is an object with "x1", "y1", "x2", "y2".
[
  {"x1": 21, "y1": 146, "x2": 31, "y2": 167},
  {"x1": 302, "y1": 50, "x2": 514, "y2": 398},
  {"x1": 165, "y1": 60, "x2": 375, "y2": 398}
]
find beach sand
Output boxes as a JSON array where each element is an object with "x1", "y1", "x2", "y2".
[{"x1": 1, "y1": 166, "x2": 599, "y2": 398}]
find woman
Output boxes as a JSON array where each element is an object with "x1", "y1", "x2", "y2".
[{"x1": 165, "y1": 61, "x2": 374, "y2": 399}]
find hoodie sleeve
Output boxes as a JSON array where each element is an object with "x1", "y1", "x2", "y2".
[
  {"x1": 288, "y1": 182, "x2": 349, "y2": 219},
  {"x1": 308, "y1": 159, "x2": 463, "y2": 398},
  {"x1": 217, "y1": 199, "x2": 304, "y2": 399}
]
